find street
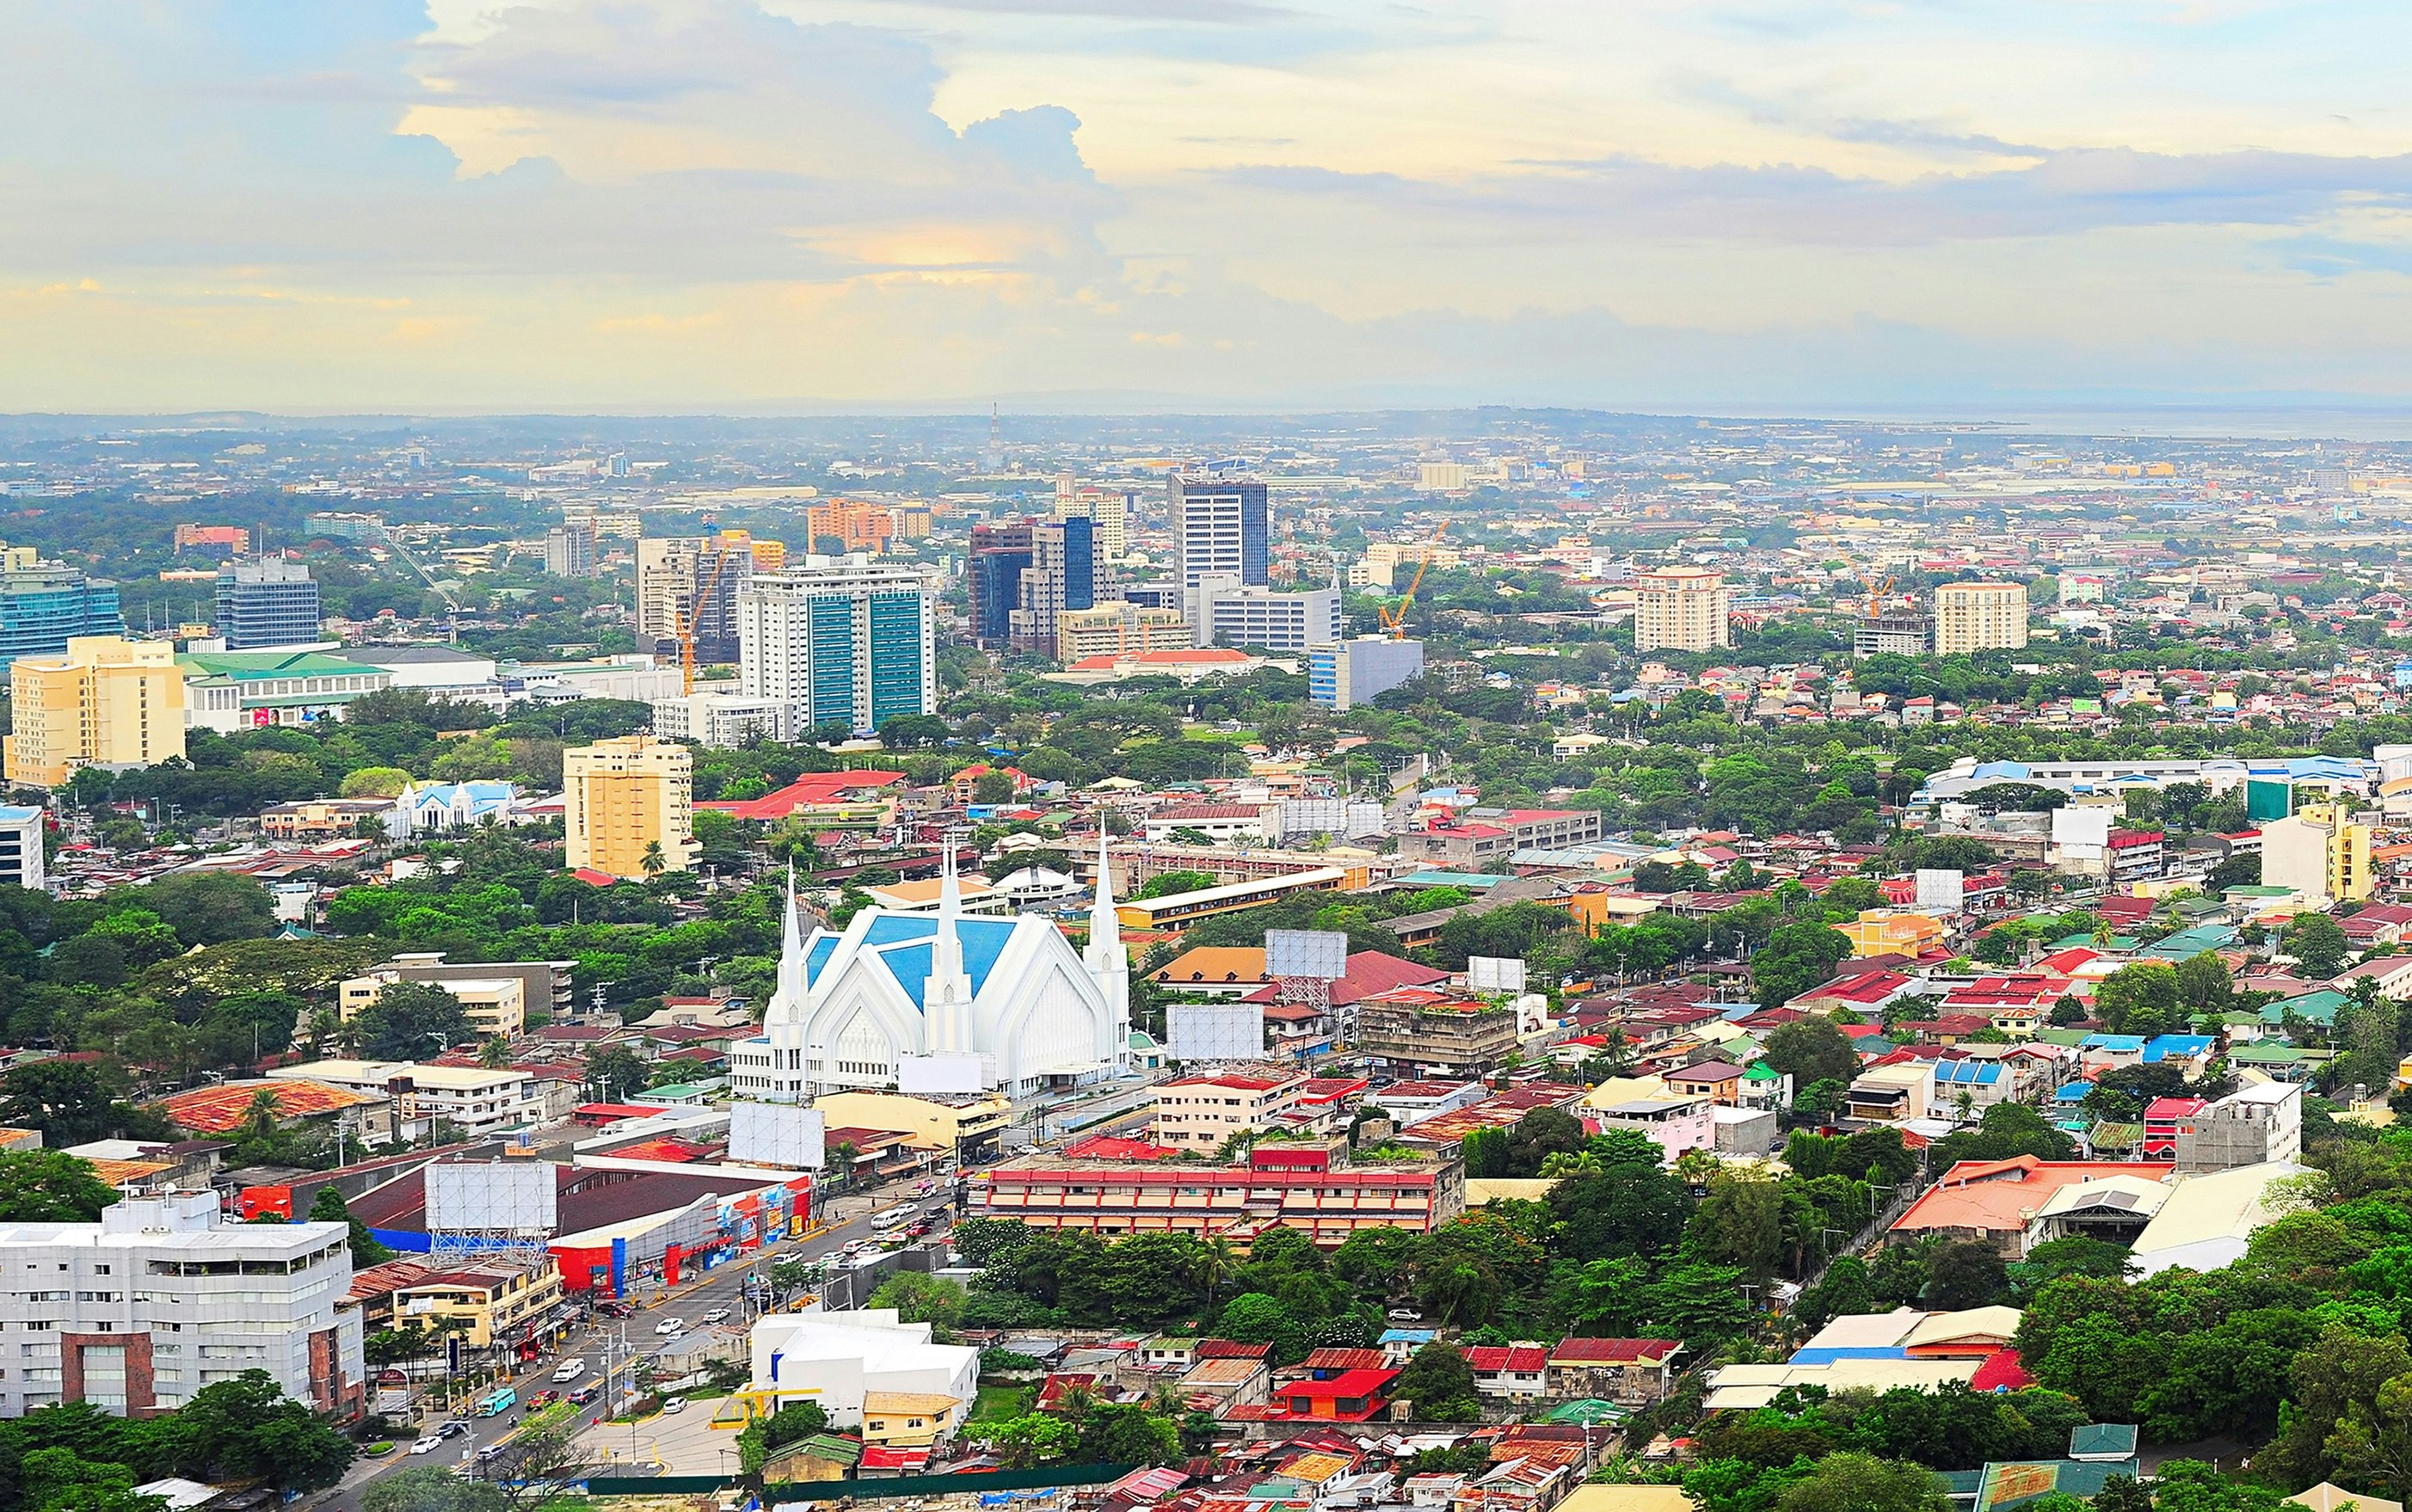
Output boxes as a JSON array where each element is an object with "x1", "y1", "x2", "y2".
[{"x1": 311, "y1": 1187, "x2": 960, "y2": 1511}]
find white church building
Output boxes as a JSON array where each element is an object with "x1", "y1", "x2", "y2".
[{"x1": 729, "y1": 838, "x2": 1130, "y2": 1100}]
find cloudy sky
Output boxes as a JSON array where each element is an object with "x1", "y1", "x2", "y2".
[{"x1": 6, "y1": 0, "x2": 2412, "y2": 413}]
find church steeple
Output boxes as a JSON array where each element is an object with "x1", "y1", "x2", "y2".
[
  {"x1": 926, "y1": 839, "x2": 975, "y2": 1053},
  {"x1": 1084, "y1": 820, "x2": 1132, "y2": 1071},
  {"x1": 766, "y1": 859, "x2": 808, "y2": 1030}
]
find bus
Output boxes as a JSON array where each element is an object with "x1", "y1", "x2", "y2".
[{"x1": 474, "y1": 1387, "x2": 517, "y2": 1417}]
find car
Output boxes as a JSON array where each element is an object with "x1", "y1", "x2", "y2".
[
  {"x1": 702, "y1": 1306, "x2": 731, "y2": 1324},
  {"x1": 812, "y1": 1252, "x2": 840, "y2": 1267},
  {"x1": 437, "y1": 1420, "x2": 471, "y2": 1440},
  {"x1": 526, "y1": 1390, "x2": 559, "y2": 1410},
  {"x1": 551, "y1": 1358, "x2": 588, "y2": 1383},
  {"x1": 661, "y1": 1397, "x2": 687, "y2": 1414},
  {"x1": 655, "y1": 1317, "x2": 686, "y2": 1335},
  {"x1": 1386, "y1": 1306, "x2": 1424, "y2": 1323},
  {"x1": 411, "y1": 1436, "x2": 445, "y2": 1455},
  {"x1": 569, "y1": 1384, "x2": 601, "y2": 1405},
  {"x1": 597, "y1": 1301, "x2": 634, "y2": 1319}
]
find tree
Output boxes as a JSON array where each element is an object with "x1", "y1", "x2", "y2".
[
  {"x1": 351, "y1": 981, "x2": 473, "y2": 1060},
  {"x1": 1393, "y1": 1342, "x2": 1480, "y2": 1422},
  {"x1": 1751, "y1": 922, "x2": 1854, "y2": 1009},
  {"x1": 1927, "y1": 1240, "x2": 2009, "y2": 1308},
  {"x1": 155, "y1": 1368, "x2": 355, "y2": 1490},
  {"x1": 477, "y1": 1035, "x2": 511, "y2": 1069},
  {"x1": 1774, "y1": 1452, "x2": 1949, "y2": 1512},
  {"x1": 1504, "y1": 1106, "x2": 1587, "y2": 1176},
  {"x1": 364, "y1": 1469, "x2": 508, "y2": 1512},
  {"x1": 2175, "y1": 950, "x2": 2234, "y2": 1015},
  {"x1": 1763, "y1": 1016, "x2": 1859, "y2": 1090},
  {"x1": 639, "y1": 840, "x2": 668, "y2": 879},
  {"x1": 138, "y1": 871, "x2": 278, "y2": 945},
  {"x1": 2286, "y1": 913, "x2": 2353, "y2": 979},
  {"x1": 1076, "y1": 1404, "x2": 1180, "y2": 1466},
  {"x1": 869, "y1": 1272, "x2": 967, "y2": 1336},
  {"x1": 0, "y1": 1148, "x2": 120, "y2": 1222},
  {"x1": 973, "y1": 770, "x2": 1018, "y2": 805},
  {"x1": 584, "y1": 1045, "x2": 648, "y2": 1103},
  {"x1": 341, "y1": 766, "x2": 416, "y2": 799},
  {"x1": 309, "y1": 1183, "x2": 394, "y2": 1265},
  {"x1": 0, "y1": 1060, "x2": 169, "y2": 1146},
  {"x1": 1135, "y1": 870, "x2": 1219, "y2": 900},
  {"x1": 2258, "y1": 1325, "x2": 2412, "y2": 1489},
  {"x1": 2094, "y1": 962, "x2": 2183, "y2": 1037},
  {"x1": 737, "y1": 1400, "x2": 833, "y2": 1472},
  {"x1": 969, "y1": 1412, "x2": 1080, "y2": 1467},
  {"x1": 1216, "y1": 1292, "x2": 1308, "y2": 1364}
]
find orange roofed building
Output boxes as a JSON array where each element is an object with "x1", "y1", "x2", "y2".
[{"x1": 1889, "y1": 1156, "x2": 2172, "y2": 1257}]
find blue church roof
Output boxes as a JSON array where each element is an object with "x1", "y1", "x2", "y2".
[{"x1": 807, "y1": 913, "x2": 1023, "y2": 1011}]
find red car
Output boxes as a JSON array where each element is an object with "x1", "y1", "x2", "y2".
[{"x1": 526, "y1": 1390, "x2": 560, "y2": 1411}]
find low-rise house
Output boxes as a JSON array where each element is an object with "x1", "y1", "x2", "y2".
[
  {"x1": 1544, "y1": 1338, "x2": 1684, "y2": 1404},
  {"x1": 1892, "y1": 1156, "x2": 2175, "y2": 1257},
  {"x1": 1465, "y1": 1343, "x2": 1552, "y2": 1398}
]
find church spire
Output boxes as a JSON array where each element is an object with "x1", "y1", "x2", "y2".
[
  {"x1": 766, "y1": 858, "x2": 808, "y2": 1030},
  {"x1": 927, "y1": 839, "x2": 974, "y2": 1051},
  {"x1": 1085, "y1": 817, "x2": 1132, "y2": 1072}
]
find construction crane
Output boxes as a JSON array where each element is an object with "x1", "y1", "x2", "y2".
[
  {"x1": 669, "y1": 531, "x2": 741, "y2": 694},
  {"x1": 1866, "y1": 575, "x2": 1895, "y2": 618},
  {"x1": 1377, "y1": 519, "x2": 1449, "y2": 640}
]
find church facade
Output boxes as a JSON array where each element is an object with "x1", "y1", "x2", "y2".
[{"x1": 729, "y1": 839, "x2": 1130, "y2": 1101}]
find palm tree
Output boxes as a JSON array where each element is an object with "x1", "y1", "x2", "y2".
[
  {"x1": 239, "y1": 1088, "x2": 282, "y2": 1144},
  {"x1": 478, "y1": 1035, "x2": 512, "y2": 1069},
  {"x1": 828, "y1": 1140, "x2": 861, "y2": 1192},
  {"x1": 640, "y1": 841, "x2": 667, "y2": 880},
  {"x1": 304, "y1": 1007, "x2": 341, "y2": 1059},
  {"x1": 1190, "y1": 1233, "x2": 1238, "y2": 1312}
]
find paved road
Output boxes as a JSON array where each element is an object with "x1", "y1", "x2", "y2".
[{"x1": 310, "y1": 1187, "x2": 960, "y2": 1511}]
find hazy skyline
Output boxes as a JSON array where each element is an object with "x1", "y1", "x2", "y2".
[{"x1": 9, "y1": 1, "x2": 2412, "y2": 414}]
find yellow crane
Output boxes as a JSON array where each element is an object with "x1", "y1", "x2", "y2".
[
  {"x1": 1378, "y1": 519, "x2": 1449, "y2": 640},
  {"x1": 669, "y1": 532, "x2": 742, "y2": 695},
  {"x1": 1867, "y1": 575, "x2": 1895, "y2": 618}
]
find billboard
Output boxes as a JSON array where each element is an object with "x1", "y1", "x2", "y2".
[
  {"x1": 2051, "y1": 805, "x2": 2112, "y2": 857},
  {"x1": 2246, "y1": 778, "x2": 2295, "y2": 823},
  {"x1": 1167, "y1": 1003, "x2": 1264, "y2": 1061},
  {"x1": 425, "y1": 1159, "x2": 558, "y2": 1232},
  {"x1": 1279, "y1": 799, "x2": 1348, "y2": 839},
  {"x1": 1467, "y1": 956, "x2": 1528, "y2": 993},
  {"x1": 728, "y1": 1102, "x2": 827, "y2": 1169},
  {"x1": 899, "y1": 1054, "x2": 986, "y2": 1096},
  {"x1": 1914, "y1": 869, "x2": 1965, "y2": 910},
  {"x1": 1265, "y1": 929, "x2": 1348, "y2": 980}
]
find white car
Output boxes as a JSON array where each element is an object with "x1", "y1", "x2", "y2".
[
  {"x1": 411, "y1": 1435, "x2": 445, "y2": 1455},
  {"x1": 551, "y1": 1359, "x2": 588, "y2": 1383},
  {"x1": 661, "y1": 1397, "x2": 686, "y2": 1414},
  {"x1": 655, "y1": 1317, "x2": 686, "y2": 1335},
  {"x1": 702, "y1": 1307, "x2": 731, "y2": 1324}
]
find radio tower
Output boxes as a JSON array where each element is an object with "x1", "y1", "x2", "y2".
[{"x1": 982, "y1": 403, "x2": 1006, "y2": 473}]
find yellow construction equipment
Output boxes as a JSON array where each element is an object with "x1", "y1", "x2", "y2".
[
  {"x1": 1378, "y1": 519, "x2": 1449, "y2": 640},
  {"x1": 1866, "y1": 575, "x2": 1895, "y2": 618},
  {"x1": 670, "y1": 538, "x2": 741, "y2": 695}
]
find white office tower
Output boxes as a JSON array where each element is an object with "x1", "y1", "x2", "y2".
[
  {"x1": 0, "y1": 1189, "x2": 363, "y2": 1417},
  {"x1": 1170, "y1": 474, "x2": 1270, "y2": 588},
  {"x1": 736, "y1": 560, "x2": 936, "y2": 737}
]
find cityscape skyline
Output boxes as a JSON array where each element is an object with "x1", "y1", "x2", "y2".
[{"x1": 11, "y1": 2, "x2": 2412, "y2": 413}]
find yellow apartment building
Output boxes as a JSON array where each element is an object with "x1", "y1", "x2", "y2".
[
  {"x1": 563, "y1": 734, "x2": 699, "y2": 880},
  {"x1": 4, "y1": 636, "x2": 186, "y2": 789}
]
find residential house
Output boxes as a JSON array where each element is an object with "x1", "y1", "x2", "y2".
[{"x1": 1543, "y1": 1338, "x2": 1685, "y2": 1404}]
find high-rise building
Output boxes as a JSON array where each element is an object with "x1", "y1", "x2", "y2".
[
  {"x1": 1632, "y1": 567, "x2": 1731, "y2": 652},
  {"x1": 214, "y1": 557, "x2": 323, "y2": 650},
  {"x1": 805, "y1": 501, "x2": 896, "y2": 554},
  {"x1": 1933, "y1": 581, "x2": 2030, "y2": 653},
  {"x1": 1855, "y1": 614, "x2": 1935, "y2": 658},
  {"x1": 967, "y1": 521, "x2": 1035, "y2": 648},
  {"x1": 1009, "y1": 519, "x2": 1115, "y2": 657},
  {"x1": 1191, "y1": 576, "x2": 1343, "y2": 652},
  {"x1": 1308, "y1": 636, "x2": 1425, "y2": 710},
  {"x1": 0, "y1": 549, "x2": 127, "y2": 674},
  {"x1": 545, "y1": 523, "x2": 598, "y2": 578},
  {"x1": 4, "y1": 637, "x2": 186, "y2": 789},
  {"x1": 737, "y1": 561, "x2": 936, "y2": 735},
  {"x1": 1170, "y1": 475, "x2": 1270, "y2": 588},
  {"x1": 0, "y1": 804, "x2": 45, "y2": 891},
  {"x1": 563, "y1": 734, "x2": 700, "y2": 881},
  {"x1": 637, "y1": 536, "x2": 756, "y2": 665},
  {"x1": 723, "y1": 528, "x2": 785, "y2": 573},
  {"x1": 0, "y1": 1189, "x2": 364, "y2": 1418},
  {"x1": 1053, "y1": 480, "x2": 1133, "y2": 560}
]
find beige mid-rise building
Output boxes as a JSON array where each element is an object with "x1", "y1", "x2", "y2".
[
  {"x1": 1631, "y1": 567, "x2": 1731, "y2": 652},
  {"x1": 1933, "y1": 581, "x2": 2030, "y2": 653},
  {"x1": 1057, "y1": 602, "x2": 1191, "y2": 663},
  {"x1": 564, "y1": 734, "x2": 700, "y2": 880},
  {"x1": 3, "y1": 636, "x2": 186, "y2": 789},
  {"x1": 338, "y1": 969, "x2": 528, "y2": 1040}
]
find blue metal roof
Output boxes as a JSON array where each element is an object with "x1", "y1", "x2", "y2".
[
  {"x1": 2052, "y1": 1082, "x2": 2095, "y2": 1103},
  {"x1": 2081, "y1": 1034, "x2": 2145, "y2": 1051},
  {"x1": 1934, "y1": 1060, "x2": 2003, "y2": 1085},
  {"x1": 2142, "y1": 1034, "x2": 2215, "y2": 1062},
  {"x1": 810, "y1": 914, "x2": 1023, "y2": 1012}
]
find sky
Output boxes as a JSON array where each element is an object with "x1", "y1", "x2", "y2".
[{"x1": 7, "y1": 0, "x2": 2412, "y2": 414}]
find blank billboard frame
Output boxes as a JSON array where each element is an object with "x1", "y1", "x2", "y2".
[
  {"x1": 1467, "y1": 956, "x2": 1528, "y2": 993},
  {"x1": 1264, "y1": 929, "x2": 1348, "y2": 980},
  {"x1": 1167, "y1": 1002, "x2": 1265, "y2": 1061},
  {"x1": 425, "y1": 1159, "x2": 559, "y2": 1232},
  {"x1": 728, "y1": 1101, "x2": 828, "y2": 1169},
  {"x1": 899, "y1": 1054, "x2": 986, "y2": 1096}
]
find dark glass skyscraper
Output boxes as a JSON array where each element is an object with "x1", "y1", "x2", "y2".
[{"x1": 215, "y1": 557, "x2": 323, "y2": 650}]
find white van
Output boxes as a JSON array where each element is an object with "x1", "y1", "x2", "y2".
[
  {"x1": 871, "y1": 1204, "x2": 917, "y2": 1233},
  {"x1": 551, "y1": 1358, "x2": 588, "y2": 1383}
]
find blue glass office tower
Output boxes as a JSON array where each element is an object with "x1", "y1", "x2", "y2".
[
  {"x1": 738, "y1": 564, "x2": 935, "y2": 736},
  {"x1": 0, "y1": 567, "x2": 127, "y2": 673},
  {"x1": 968, "y1": 520, "x2": 1033, "y2": 648}
]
